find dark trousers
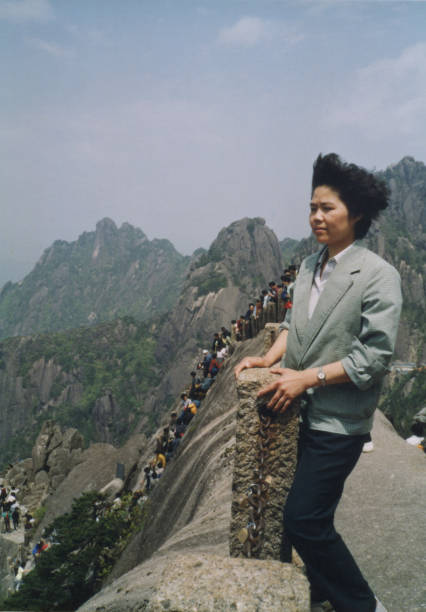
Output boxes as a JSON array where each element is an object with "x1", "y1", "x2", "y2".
[{"x1": 283, "y1": 425, "x2": 376, "y2": 612}]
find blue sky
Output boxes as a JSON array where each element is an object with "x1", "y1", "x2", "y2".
[{"x1": 1, "y1": 0, "x2": 426, "y2": 286}]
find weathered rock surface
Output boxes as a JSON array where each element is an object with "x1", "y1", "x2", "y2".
[
  {"x1": 153, "y1": 217, "x2": 284, "y2": 419},
  {"x1": 0, "y1": 536, "x2": 21, "y2": 601},
  {"x1": 2, "y1": 421, "x2": 85, "y2": 511},
  {"x1": 231, "y1": 368, "x2": 299, "y2": 561},
  {"x1": 78, "y1": 330, "x2": 425, "y2": 612},
  {"x1": 35, "y1": 432, "x2": 146, "y2": 539},
  {"x1": 335, "y1": 409, "x2": 426, "y2": 612},
  {"x1": 100, "y1": 478, "x2": 124, "y2": 501},
  {"x1": 0, "y1": 318, "x2": 158, "y2": 468}
]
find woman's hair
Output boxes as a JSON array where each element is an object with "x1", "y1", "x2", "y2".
[{"x1": 312, "y1": 153, "x2": 390, "y2": 239}]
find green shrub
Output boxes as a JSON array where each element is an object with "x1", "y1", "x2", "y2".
[
  {"x1": 1, "y1": 491, "x2": 147, "y2": 612},
  {"x1": 193, "y1": 273, "x2": 228, "y2": 297}
]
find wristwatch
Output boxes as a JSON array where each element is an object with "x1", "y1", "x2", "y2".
[{"x1": 317, "y1": 366, "x2": 326, "y2": 387}]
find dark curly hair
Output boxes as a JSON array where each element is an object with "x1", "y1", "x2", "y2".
[{"x1": 312, "y1": 153, "x2": 390, "y2": 239}]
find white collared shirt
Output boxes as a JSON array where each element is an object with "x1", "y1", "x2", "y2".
[{"x1": 308, "y1": 243, "x2": 354, "y2": 319}]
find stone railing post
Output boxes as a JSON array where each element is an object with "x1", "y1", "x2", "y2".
[
  {"x1": 263, "y1": 323, "x2": 280, "y2": 354},
  {"x1": 230, "y1": 369, "x2": 299, "y2": 562}
]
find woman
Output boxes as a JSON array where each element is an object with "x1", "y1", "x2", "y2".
[{"x1": 235, "y1": 154, "x2": 402, "y2": 612}]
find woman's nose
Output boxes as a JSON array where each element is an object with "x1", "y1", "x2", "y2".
[{"x1": 312, "y1": 208, "x2": 324, "y2": 221}]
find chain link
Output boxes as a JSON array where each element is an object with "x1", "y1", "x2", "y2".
[{"x1": 242, "y1": 405, "x2": 276, "y2": 558}]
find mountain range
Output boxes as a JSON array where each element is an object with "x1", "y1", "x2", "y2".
[
  {"x1": 0, "y1": 218, "x2": 189, "y2": 339},
  {"x1": 0, "y1": 156, "x2": 424, "y2": 467}
]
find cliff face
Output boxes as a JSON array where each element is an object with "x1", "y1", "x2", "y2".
[
  {"x1": 0, "y1": 218, "x2": 189, "y2": 339},
  {"x1": 154, "y1": 217, "x2": 283, "y2": 402},
  {"x1": 371, "y1": 157, "x2": 426, "y2": 362},
  {"x1": 0, "y1": 318, "x2": 160, "y2": 467}
]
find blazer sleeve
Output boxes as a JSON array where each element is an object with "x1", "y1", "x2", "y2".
[
  {"x1": 279, "y1": 307, "x2": 291, "y2": 332},
  {"x1": 341, "y1": 263, "x2": 402, "y2": 390}
]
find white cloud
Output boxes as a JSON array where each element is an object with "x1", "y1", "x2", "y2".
[
  {"x1": 28, "y1": 37, "x2": 73, "y2": 58},
  {"x1": 217, "y1": 15, "x2": 304, "y2": 48},
  {"x1": 327, "y1": 42, "x2": 426, "y2": 138},
  {"x1": 0, "y1": 0, "x2": 53, "y2": 22},
  {"x1": 218, "y1": 16, "x2": 271, "y2": 47}
]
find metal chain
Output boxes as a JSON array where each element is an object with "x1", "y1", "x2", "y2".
[{"x1": 241, "y1": 405, "x2": 276, "y2": 558}]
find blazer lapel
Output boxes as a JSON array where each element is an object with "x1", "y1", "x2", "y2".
[{"x1": 297, "y1": 244, "x2": 364, "y2": 366}]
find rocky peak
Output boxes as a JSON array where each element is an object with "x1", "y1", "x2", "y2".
[
  {"x1": 153, "y1": 218, "x2": 283, "y2": 404},
  {"x1": 0, "y1": 219, "x2": 188, "y2": 339},
  {"x1": 96, "y1": 217, "x2": 117, "y2": 232},
  {"x1": 92, "y1": 218, "x2": 118, "y2": 261},
  {"x1": 388, "y1": 155, "x2": 425, "y2": 183},
  {"x1": 189, "y1": 217, "x2": 282, "y2": 295}
]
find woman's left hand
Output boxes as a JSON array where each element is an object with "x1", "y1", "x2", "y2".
[{"x1": 257, "y1": 367, "x2": 310, "y2": 413}]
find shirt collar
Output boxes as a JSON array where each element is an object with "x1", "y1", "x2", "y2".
[{"x1": 317, "y1": 242, "x2": 355, "y2": 268}]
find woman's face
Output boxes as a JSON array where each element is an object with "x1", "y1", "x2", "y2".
[{"x1": 309, "y1": 185, "x2": 359, "y2": 255}]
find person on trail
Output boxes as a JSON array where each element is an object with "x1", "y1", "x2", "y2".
[
  {"x1": 237, "y1": 317, "x2": 244, "y2": 338},
  {"x1": 3, "y1": 508, "x2": 11, "y2": 533},
  {"x1": 231, "y1": 320, "x2": 238, "y2": 341},
  {"x1": 175, "y1": 417, "x2": 186, "y2": 438},
  {"x1": 154, "y1": 435, "x2": 167, "y2": 469},
  {"x1": 201, "y1": 350, "x2": 212, "y2": 378},
  {"x1": 189, "y1": 371, "x2": 202, "y2": 399},
  {"x1": 171, "y1": 431, "x2": 182, "y2": 454},
  {"x1": 212, "y1": 332, "x2": 224, "y2": 353},
  {"x1": 200, "y1": 373, "x2": 214, "y2": 392},
  {"x1": 14, "y1": 563, "x2": 26, "y2": 591},
  {"x1": 183, "y1": 399, "x2": 197, "y2": 425},
  {"x1": 143, "y1": 466, "x2": 151, "y2": 492},
  {"x1": 209, "y1": 353, "x2": 220, "y2": 377},
  {"x1": 169, "y1": 411, "x2": 178, "y2": 432},
  {"x1": 244, "y1": 303, "x2": 255, "y2": 320},
  {"x1": 268, "y1": 281, "x2": 279, "y2": 303},
  {"x1": 235, "y1": 153, "x2": 402, "y2": 612},
  {"x1": 12, "y1": 506, "x2": 20, "y2": 530}
]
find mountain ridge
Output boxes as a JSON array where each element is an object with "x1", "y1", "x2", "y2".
[{"x1": 0, "y1": 218, "x2": 189, "y2": 339}]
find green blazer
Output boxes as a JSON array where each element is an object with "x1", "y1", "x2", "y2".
[{"x1": 281, "y1": 243, "x2": 402, "y2": 435}]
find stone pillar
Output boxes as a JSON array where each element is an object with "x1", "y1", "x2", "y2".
[
  {"x1": 230, "y1": 369, "x2": 299, "y2": 562},
  {"x1": 263, "y1": 323, "x2": 280, "y2": 354},
  {"x1": 266, "y1": 303, "x2": 275, "y2": 322}
]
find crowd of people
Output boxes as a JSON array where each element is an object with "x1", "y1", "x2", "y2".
[
  {"x1": 231, "y1": 266, "x2": 297, "y2": 341},
  {"x1": 1, "y1": 484, "x2": 21, "y2": 534},
  {"x1": 0, "y1": 482, "x2": 38, "y2": 591},
  {"x1": 139, "y1": 265, "x2": 299, "y2": 494},
  {"x1": 1, "y1": 484, "x2": 37, "y2": 541}
]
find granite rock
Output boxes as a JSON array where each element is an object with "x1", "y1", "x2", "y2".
[
  {"x1": 146, "y1": 553, "x2": 309, "y2": 612},
  {"x1": 231, "y1": 368, "x2": 299, "y2": 561}
]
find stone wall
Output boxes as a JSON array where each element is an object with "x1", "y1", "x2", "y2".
[{"x1": 230, "y1": 368, "x2": 299, "y2": 561}]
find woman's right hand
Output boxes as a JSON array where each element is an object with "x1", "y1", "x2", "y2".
[{"x1": 234, "y1": 356, "x2": 266, "y2": 378}]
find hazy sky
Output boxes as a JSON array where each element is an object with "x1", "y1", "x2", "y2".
[{"x1": 1, "y1": 0, "x2": 426, "y2": 286}]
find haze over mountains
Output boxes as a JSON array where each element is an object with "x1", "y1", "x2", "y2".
[
  {"x1": 0, "y1": 156, "x2": 425, "y2": 467},
  {"x1": 0, "y1": 219, "x2": 189, "y2": 339}
]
